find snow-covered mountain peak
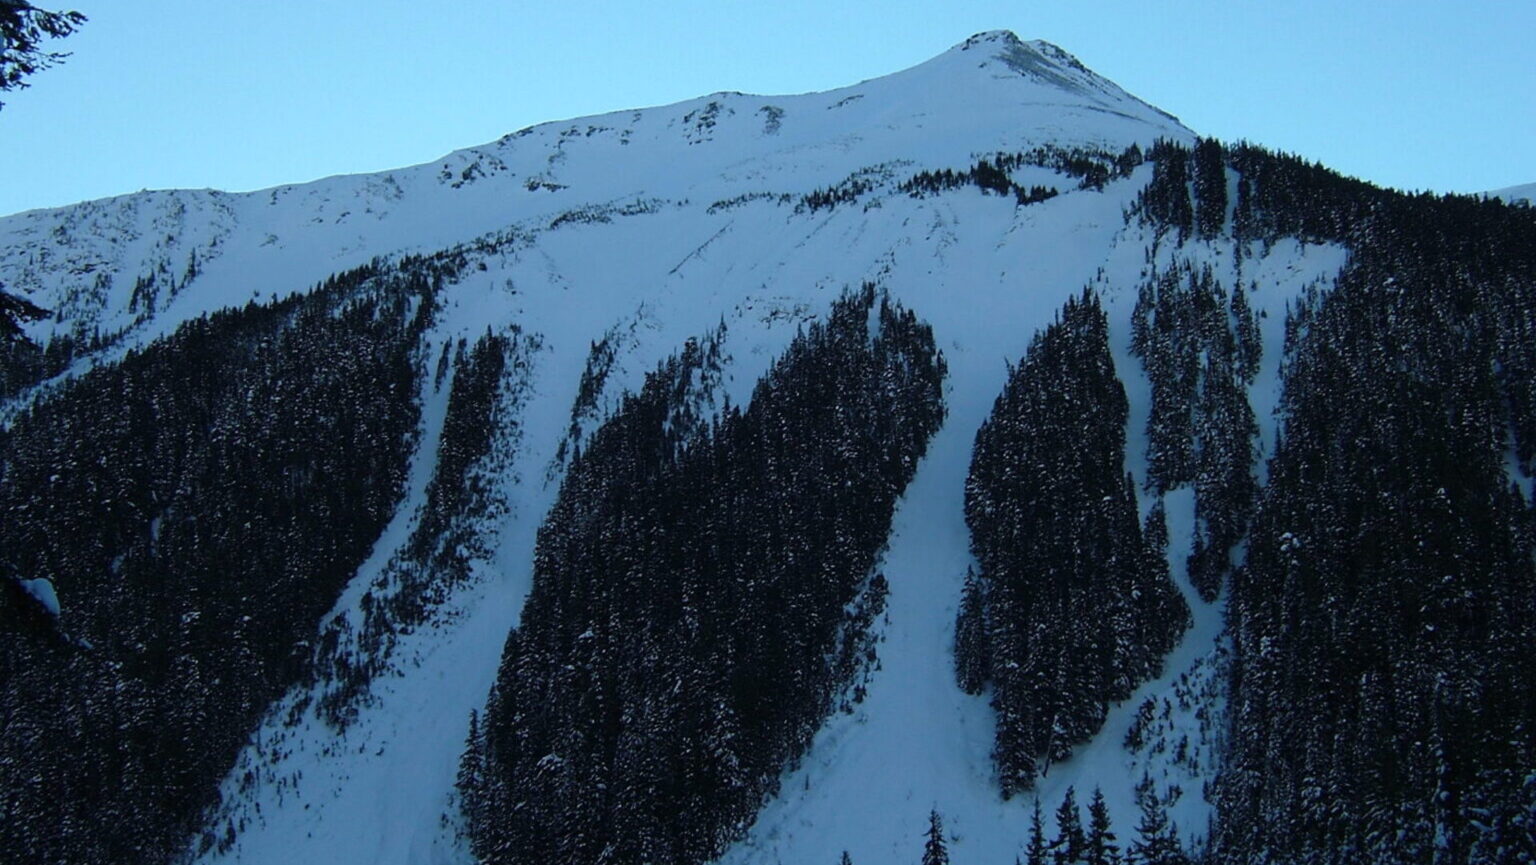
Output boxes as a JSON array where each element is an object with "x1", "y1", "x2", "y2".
[
  {"x1": 0, "y1": 34, "x2": 1191, "y2": 390},
  {"x1": 956, "y1": 30, "x2": 1102, "y2": 90},
  {"x1": 474, "y1": 29, "x2": 1184, "y2": 171},
  {"x1": 919, "y1": 31, "x2": 1178, "y2": 121}
]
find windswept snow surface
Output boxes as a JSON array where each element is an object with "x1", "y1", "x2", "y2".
[{"x1": 0, "y1": 30, "x2": 1358, "y2": 865}]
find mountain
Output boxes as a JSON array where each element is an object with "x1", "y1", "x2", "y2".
[
  {"x1": 2, "y1": 31, "x2": 1533, "y2": 865},
  {"x1": 1488, "y1": 181, "x2": 1536, "y2": 205}
]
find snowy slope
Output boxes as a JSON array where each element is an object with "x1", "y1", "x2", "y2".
[
  {"x1": 0, "y1": 31, "x2": 1353, "y2": 865},
  {"x1": 190, "y1": 190, "x2": 1343, "y2": 865},
  {"x1": 1487, "y1": 181, "x2": 1536, "y2": 205}
]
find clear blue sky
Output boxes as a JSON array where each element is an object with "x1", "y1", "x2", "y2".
[{"x1": 1, "y1": 0, "x2": 1532, "y2": 217}]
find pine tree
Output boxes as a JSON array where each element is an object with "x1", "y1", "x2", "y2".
[
  {"x1": 1085, "y1": 788, "x2": 1120, "y2": 865},
  {"x1": 839, "y1": 851, "x2": 854, "y2": 865},
  {"x1": 1051, "y1": 787, "x2": 1086, "y2": 865},
  {"x1": 1129, "y1": 784, "x2": 1186, "y2": 865},
  {"x1": 923, "y1": 809, "x2": 949, "y2": 865},
  {"x1": 1025, "y1": 798, "x2": 1049, "y2": 865}
]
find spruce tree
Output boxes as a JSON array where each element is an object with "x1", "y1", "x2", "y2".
[
  {"x1": 1229, "y1": 284, "x2": 1261, "y2": 383},
  {"x1": 456, "y1": 710, "x2": 485, "y2": 838},
  {"x1": 1192, "y1": 137, "x2": 1228, "y2": 239},
  {"x1": 1025, "y1": 798, "x2": 1049, "y2": 865},
  {"x1": 1128, "y1": 787, "x2": 1185, "y2": 865},
  {"x1": 1085, "y1": 788, "x2": 1120, "y2": 865},
  {"x1": 923, "y1": 809, "x2": 949, "y2": 865},
  {"x1": 1207, "y1": 144, "x2": 1536, "y2": 865},
  {"x1": 1142, "y1": 499, "x2": 1168, "y2": 553},
  {"x1": 464, "y1": 288, "x2": 947, "y2": 865},
  {"x1": 0, "y1": 1, "x2": 87, "y2": 109},
  {"x1": 1051, "y1": 787, "x2": 1085, "y2": 865},
  {"x1": 0, "y1": 258, "x2": 434, "y2": 864}
]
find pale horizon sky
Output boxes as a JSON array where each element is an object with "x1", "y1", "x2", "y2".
[{"x1": 1, "y1": 1, "x2": 1532, "y2": 217}]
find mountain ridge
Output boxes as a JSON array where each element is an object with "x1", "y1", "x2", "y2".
[
  {"x1": 1488, "y1": 181, "x2": 1535, "y2": 204},
  {"x1": 0, "y1": 31, "x2": 1188, "y2": 374}
]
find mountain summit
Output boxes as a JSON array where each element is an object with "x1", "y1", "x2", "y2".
[{"x1": 946, "y1": 30, "x2": 1178, "y2": 120}]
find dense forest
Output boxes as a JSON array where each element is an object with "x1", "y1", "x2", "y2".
[
  {"x1": 0, "y1": 281, "x2": 94, "y2": 400},
  {"x1": 1142, "y1": 140, "x2": 1536, "y2": 864},
  {"x1": 459, "y1": 286, "x2": 947, "y2": 865},
  {"x1": 1129, "y1": 261, "x2": 1262, "y2": 601},
  {"x1": 0, "y1": 260, "x2": 439, "y2": 864},
  {"x1": 959, "y1": 290, "x2": 1190, "y2": 797}
]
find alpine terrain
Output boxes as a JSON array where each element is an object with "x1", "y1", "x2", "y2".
[{"x1": 2, "y1": 30, "x2": 1533, "y2": 865}]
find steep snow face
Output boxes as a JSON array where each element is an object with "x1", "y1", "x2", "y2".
[{"x1": 0, "y1": 30, "x2": 1187, "y2": 362}]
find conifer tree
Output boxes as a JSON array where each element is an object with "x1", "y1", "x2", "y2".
[
  {"x1": 1192, "y1": 137, "x2": 1228, "y2": 239},
  {"x1": 923, "y1": 809, "x2": 949, "y2": 865},
  {"x1": 1229, "y1": 285, "x2": 1261, "y2": 383},
  {"x1": 0, "y1": 257, "x2": 437, "y2": 864},
  {"x1": 1051, "y1": 787, "x2": 1086, "y2": 865},
  {"x1": 1025, "y1": 798, "x2": 1049, "y2": 865},
  {"x1": 1128, "y1": 785, "x2": 1185, "y2": 865},
  {"x1": 1142, "y1": 499, "x2": 1168, "y2": 552},
  {"x1": 0, "y1": 1, "x2": 86, "y2": 108},
  {"x1": 1204, "y1": 141, "x2": 1536, "y2": 865},
  {"x1": 464, "y1": 288, "x2": 947, "y2": 865},
  {"x1": 1085, "y1": 788, "x2": 1120, "y2": 865}
]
